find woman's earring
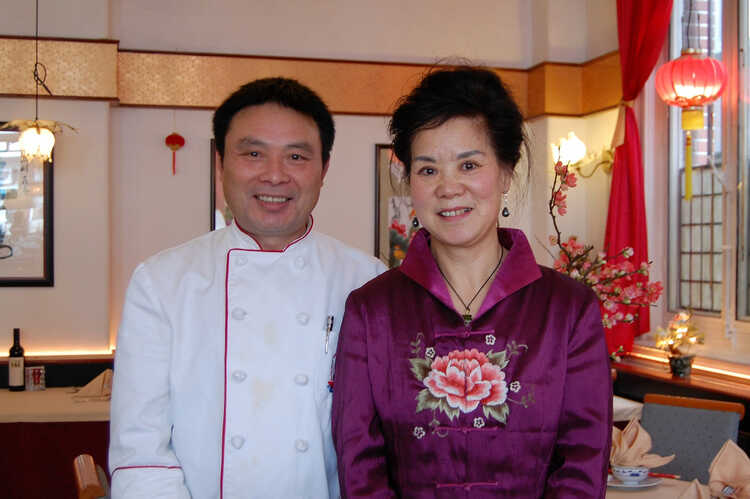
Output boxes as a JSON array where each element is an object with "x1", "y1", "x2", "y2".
[{"x1": 502, "y1": 192, "x2": 510, "y2": 218}]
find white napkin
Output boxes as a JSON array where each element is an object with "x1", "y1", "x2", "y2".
[
  {"x1": 678, "y1": 479, "x2": 710, "y2": 499},
  {"x1": 610, "y1": 417, "x2": 675, "y2": 467},
  {"x1": 72, "y1": 369, "x2": 113, "y2": 401},
  {"x1": 709, "y1": 440, "x2": 750, "y2": 498}
]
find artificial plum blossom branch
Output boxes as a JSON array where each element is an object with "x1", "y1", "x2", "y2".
[{"x1": 549, "y1": 161, "x2": 663, "y2": 329}]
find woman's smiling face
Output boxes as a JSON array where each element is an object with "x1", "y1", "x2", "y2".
[{"x1": 408, "y1": 116, "x2": 511, "y2": 252}]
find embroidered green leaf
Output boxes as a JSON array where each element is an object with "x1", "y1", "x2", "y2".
[
  {"x1": 437, "y1": 398, "x2": 460, "y2": 421},
  {"x1": 487, "y1": 349, "x2": 509, "y2": 369},
  {"x1": 410, "y1": 357, "x2": 431, "y2": 381},
  {"x1": 484, "y1": 403, "x2": 509, "y2": 424},
  {"x1": 416, "y1": 389, "x2": 440, "y2": 413}
]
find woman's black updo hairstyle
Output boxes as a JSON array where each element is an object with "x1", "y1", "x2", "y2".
[{"x1": 389, "y1": 67, "x2": 527, "y2": 180}]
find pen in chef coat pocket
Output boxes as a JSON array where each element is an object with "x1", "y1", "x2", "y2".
[{"x1": 325, "y1": 315, "x2": 334, "y2": 353}]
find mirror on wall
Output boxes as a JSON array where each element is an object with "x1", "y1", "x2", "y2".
[{"x1": 0, "y1": 126, "x2": 53, "y2": 286}]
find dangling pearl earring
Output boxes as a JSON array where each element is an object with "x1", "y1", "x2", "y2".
[{"x1": 501, "y1": 192, "x2": 510, "y2": 217}]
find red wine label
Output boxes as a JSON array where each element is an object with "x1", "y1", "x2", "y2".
[{"x1": 9, "y1": 357, "x2": 24, "y2": 387}]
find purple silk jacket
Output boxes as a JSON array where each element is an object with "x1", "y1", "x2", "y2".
[{"x1": 332, "y1": 228, "x2": 612, "y2": 498}]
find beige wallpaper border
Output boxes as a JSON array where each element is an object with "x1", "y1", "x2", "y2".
[{"x1": 0, "y1": 36, "x2": 620, "y2": 118}]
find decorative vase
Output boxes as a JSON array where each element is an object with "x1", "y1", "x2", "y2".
[{"x1": 668, "y1": 354, "x2": 695, "y2": 378}]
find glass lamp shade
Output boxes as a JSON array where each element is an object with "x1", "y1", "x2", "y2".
[
  {"x1": 655, "y1": 50, "x2": 726, "y2": 108},
  {"x1": 19, "y1": 126, "x2": 55, "y2": 162},
  {"x1": 552, "y1": 131, "x2": 587, "y2": 165}
]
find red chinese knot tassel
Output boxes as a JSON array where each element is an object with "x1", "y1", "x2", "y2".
[{"x1": 165, "y1": 132, "x2": 186, "y2": 175}]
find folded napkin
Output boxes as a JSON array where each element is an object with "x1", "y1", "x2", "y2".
[
  {"x1": 709, "y1": 440, "x2": 750, "y2": 498},
  {"x1": 610, "y1": 417, "x2": 675, "y2": 467},
  {"x1": 678, "y1": 479, "x2": 710, "y2": 499},
  {"x1": 72, "y1": 369, "x2": 113, "y2": 402}
]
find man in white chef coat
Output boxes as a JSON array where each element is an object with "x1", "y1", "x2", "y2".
[{"x1": 109, "y1": 78, "x2": 386, "y2": 499}]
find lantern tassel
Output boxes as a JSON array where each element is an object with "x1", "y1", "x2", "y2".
[
  {"x1": 172, "y1": 151, "x2": 176, "y2": 176},
  {"x1": 685, "y1": 131, "x2": 692, "y2": 201}
]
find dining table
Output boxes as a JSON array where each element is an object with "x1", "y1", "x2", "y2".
[{"x1": 606, "y1": 477, "x2": 710, "y2": 497}]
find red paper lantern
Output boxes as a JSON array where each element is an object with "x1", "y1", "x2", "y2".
[
  {"x1": 655, "y1": 49, "x2": 726, "y2": 109},
  {"x1": 654, "y1": 49, "x2": 726, "y2": 200},
  {"x1": 165, "y1": 132, "x2": 186, "y2": 175}
]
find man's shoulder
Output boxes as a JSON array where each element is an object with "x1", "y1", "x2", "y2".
[
  {"x1": 309, "y1": 231, "x2": 385, "y2": 272},
  {"x1": 139, "y1": 228, "x2": 228, "y2": 274}
]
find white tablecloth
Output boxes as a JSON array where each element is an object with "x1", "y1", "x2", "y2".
[
  {"x1": 613, "y1": 395, "x2": 643, "y2": 422},
  {"x1": 0, "y1": 387, "x2": 109, "y2": 422},
  {"x1": 607, "y1": 478, "x2": 709, "y2": 498}
]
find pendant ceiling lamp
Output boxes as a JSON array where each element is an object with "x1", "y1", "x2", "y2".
[
  {"x1": 654, "y1": 1, "x2": 726, "y2": 200},
  {"x1": 1, "y1": 0, "x2": 75, "y2": 162}
]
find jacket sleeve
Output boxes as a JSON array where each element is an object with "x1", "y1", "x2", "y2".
[
  {"x1": 332, "y1": 292, "x2": 396, "y2": 498},
  {"x1": 108, "y1": 264, "x2": 191, "y2": 499},
  {"x1": 545, "y1": 294, "x2": 612, "y2": 499}
]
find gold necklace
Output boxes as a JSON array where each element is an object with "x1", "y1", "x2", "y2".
[{"x1": 436, "y1": 246, "x2": 505, "y2": 326}]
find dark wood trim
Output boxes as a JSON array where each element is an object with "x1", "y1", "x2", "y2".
[
  {"x1": 0, "y1": 35, "x2": 119, "y2": 44},
  {"x1": 614, "y1": 355, "x2": 750, "y2": 400},
  {"x1": 521, "y1": 50, "x2": 619, "y2": 72}
]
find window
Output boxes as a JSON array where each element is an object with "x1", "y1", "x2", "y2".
[{"x1": 667, "y1": 0, "x2": 750, "y2": 337}]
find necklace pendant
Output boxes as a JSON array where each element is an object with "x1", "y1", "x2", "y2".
[{"x1": 462, "y1": 313, "x2": 472, "y2": 326}]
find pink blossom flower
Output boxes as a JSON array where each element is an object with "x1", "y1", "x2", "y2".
[
  {"x1": 564, "y1": 172, "x2": 578, "y2": 188},
  {"x1": 423, "y1": 349, "x2": 507, "y2": 413},
  {"x1": 555, "y1": 161, "x2": 567, "y2": 175},
  {"x1": 390, "y1": 219, "x2": 407, "y2": 237},
  {"x1": 553, "y1": 191, "x2": 567, "y2": 215}
]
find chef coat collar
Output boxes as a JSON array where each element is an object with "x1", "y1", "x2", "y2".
[
  {"x1": 230, "y1": 215, "x2": 314, "y2": 252},
  {"x1": 399, "y1": 228, "x2": 542, "y2": 322}
]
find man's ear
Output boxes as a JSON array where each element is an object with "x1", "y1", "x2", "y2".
[
  {"x1": 215, "y1": 148, "x2": 224, "y2": 180},
  {"x1": 321, "y1": 160, "x2": 330, "y2": 182}
]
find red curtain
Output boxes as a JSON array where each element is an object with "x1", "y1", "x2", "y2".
[{"x1": 604, "y1": 0, "x2": 673, "y2": 354}]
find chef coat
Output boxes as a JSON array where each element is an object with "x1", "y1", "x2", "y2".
[{"x1": 109, "y1": 219, "x2": 386, "y2": 499}]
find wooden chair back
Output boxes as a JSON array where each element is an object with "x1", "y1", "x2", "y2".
[
  {"x1": 73, "y1": 454, "x2": 108, "y2": 499},
  {"x1": 643, "y1": 393, "x2": 745, "y2": 420}
]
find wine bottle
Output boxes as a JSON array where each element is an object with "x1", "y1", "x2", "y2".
[{"x1": 8, "y1": 328, "x2": 24, "y2": 391}]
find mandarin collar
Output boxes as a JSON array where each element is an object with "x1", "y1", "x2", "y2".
[
  {"x1": 399, "y1": 228, "x2": 542, "y2": 321},
  {"x1": 229, "y1": 216, "x2": 314, "y2": 252}
]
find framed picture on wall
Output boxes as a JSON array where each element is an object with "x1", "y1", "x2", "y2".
[
  {"x1": 374, "y1": 144, "x2": 421, "y2": 268},
  {"x1": 209, "y1": 139, "x2": 234, "y2": 231},
  {"x1": 0, "y1": 126, "x2": 54, "y2": 286}
]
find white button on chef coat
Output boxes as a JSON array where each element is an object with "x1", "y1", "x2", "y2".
[
  {"x1": 231, "y1": 436, "x2": 245, "y2": 449},
  {"x1": 232, "y1": 370, "x2": 247, "y2": 382},
  {"x1": 294, "y1": 256, "x2": 306, "y2": 269},
  {"x1": 294, "y1": 374, "x2": 309, "y2": 386},
  {"x1": 231, "y1": 307, "x2": 247, "y2": 320},
  {"x1": 296, "y1": 312, "x2": 310, "y2": 325},
  {"x1": 295, "y1": 439, "x2": 309, "y2": 452}
]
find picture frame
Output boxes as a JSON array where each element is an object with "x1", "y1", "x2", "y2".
[
  {"x1": 210, "y1": 139, "x2": 233, "y2": 231},
  {"x1": 374, "y1": 144, "x2": 420, "y2": 267},
  {"x1": 0, "y1": 126, "x2": 54, "y2": 286}
]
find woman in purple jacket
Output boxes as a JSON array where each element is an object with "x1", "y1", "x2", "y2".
[{"x1": 332, "y1": 67, "x2": 612, "y2": 498}]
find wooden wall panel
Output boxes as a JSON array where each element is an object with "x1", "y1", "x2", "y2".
[
  {"x1": 0, "y1": 38, "x2": 117, "y2": 99},
  {"x1": 0, "y1": 37, "x2": 619, "y2": 117},
  {"x1": 582, "y1": 52, "x2": 622, "y2": 115}
]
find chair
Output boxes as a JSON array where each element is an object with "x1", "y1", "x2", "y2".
[
  {"x1": 640, "y1": 393, "x2": 745, "y2": 483},
  {"x1": 73, "y1": 454, "x2": 109, "y2": 499}
]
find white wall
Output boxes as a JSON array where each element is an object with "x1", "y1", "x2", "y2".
[
  {"x1": 0, "y1": 98, "x2": 110, "y2": 353},
  {"x1": 112, "y1": 0, "x2": 532, "y2": 67},
  {"x1": 530, "y1": 0, "x2": 618, "y2": 66}
]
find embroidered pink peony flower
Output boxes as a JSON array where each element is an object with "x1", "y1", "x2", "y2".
[{"x1": 423, "y1": 349, "x2": 507, "y2": 413}]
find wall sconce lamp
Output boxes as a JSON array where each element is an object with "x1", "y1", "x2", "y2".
[{"x1": 551, "y1": 132, "x2": 613, "y2": 178}]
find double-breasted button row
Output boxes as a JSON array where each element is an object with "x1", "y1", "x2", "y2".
[
  {"x1": 227, "y1": 435, "x2": 309, "y2": 453},
  {"x1": 231, "y1": 370, "x2": 307, "y2": 387},
  {"x1": 231, "y1": 307, "x2": 247, "y2": 320}
]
